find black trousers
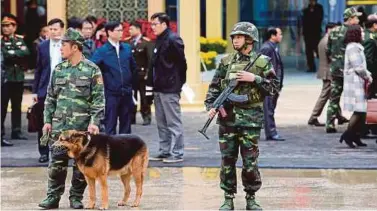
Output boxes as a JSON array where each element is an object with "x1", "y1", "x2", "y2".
[
  {"x1": 132, "y1": 77, "x2": 152, "y2": 122},
  {"x1": 105, "y1": 94, "x2": 133, "y2": 135},
  {"x1": 263, "y1": 93, "x2": 279, "y2": 138},
  {"x1": 36, "y1": 97, "x2": 49, "y2": 156},
  {"x1": 1, "y1": 82, "x2": 24, "y2": 137},
  {"x1": 304, "y1": 36, "x2": 320, "y2": 71}
]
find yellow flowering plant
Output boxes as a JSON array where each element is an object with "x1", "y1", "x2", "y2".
[
  {"x1": 200, "y1": 37, "x2": 227, "y2": 54},
  {"x1": 200, "y1": 51, "x2": 218, "y2": 72},
  {"x1": 200, "y1": 37, "x2": 227, "y2": 71}
]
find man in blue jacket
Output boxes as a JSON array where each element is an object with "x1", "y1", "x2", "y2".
[
  {"x1": 33, "y1": 18, "x2": 64, "y2": 162},
  {"x1": 148, "y1": 13, "x2": 187, "y2": 163},
  {"x1": 260, "y1": 27, "x2": 285, "y2": 141},
  {"x1": 91, "y1": 21, "x2": 136, "y2": 135}
]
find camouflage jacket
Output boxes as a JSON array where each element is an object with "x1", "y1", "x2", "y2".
[
  {"x1": 44, "y1": 58, "x2": 105, "y2": 133},
  {"x1": 1, "y1": 34, "x2": 30, "y2": 82},
  {"x1": 204, "y1": 50, "x2": 279, "y2": 128},
  {"x1": 363, "y1": 29, "x2": 377, "y2": 76},
  {"x1": 327, "y1": 24, "x2": 349, "y2": 78}
]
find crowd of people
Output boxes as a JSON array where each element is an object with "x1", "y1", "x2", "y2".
[
  {"x1": 307, "y1": 8, "x2": 377, "y2": 148},
  {"x1": 1, "y1": 3, "x2": 377, "y2": 210}
]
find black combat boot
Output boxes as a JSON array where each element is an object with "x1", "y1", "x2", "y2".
[
  {"x1": 245, "y1": 193, "x2": 262, "y2": 210},
  {"x1": 38, "y1": 195, "x2": 60, "y2": 209},
  {"x1": 69, "y1": 197, "x2": 84, "y2": 209},
  {"x1": 219, "y1": 192, "x2": 234, "y2": 210}
]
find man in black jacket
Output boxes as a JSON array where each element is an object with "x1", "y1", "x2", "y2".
[{"x1": 147, "y1": 13, "x2": 187, "y2": 163}]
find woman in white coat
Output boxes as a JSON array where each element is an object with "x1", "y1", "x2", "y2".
[{"x1": 341, "y1": 25, "x2": 372, "y2": 148}]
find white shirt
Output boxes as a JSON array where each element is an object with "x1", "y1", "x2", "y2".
[
  {"x1": 49, "y1": 39, "x2": 62, "y2": 74},
  {"x1": 108, "y1": 39, "x2": 120, "y2": 57},
  {"x1": 133, "y1": 34, "x2": 142, "y2": 46}
]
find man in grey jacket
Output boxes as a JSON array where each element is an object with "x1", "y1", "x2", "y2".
[{"x1": 308, "y1": 23, "x2": 348, "y2": 126}]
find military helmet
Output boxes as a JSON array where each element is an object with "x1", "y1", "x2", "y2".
[
  {"x1": 62, "y1": 28, "x2": 85, "y2": 46},
  {"x1": 230, "y1": 22, "x2": 259, "y2": 42}
]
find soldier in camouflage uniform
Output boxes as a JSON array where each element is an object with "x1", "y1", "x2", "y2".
[
  {"x1": 38, "y1": 28, "x2": 105, "y2": 209},
  {"x1": 1, "y1": 13, "x2": 30, "y2": 142},
  {"x1": 363, "y1": 14, "x2": 377, "y2": 98},
  {"x1": 204, "y1": 22, "x2": 279, "y2": 210},
  {"x1": 325, "y1": 7, "x2": 361, "y2": 133}
]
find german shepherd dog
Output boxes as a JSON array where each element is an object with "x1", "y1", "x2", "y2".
[{"x1": 53, "y1": 130, "x2": 149, "y2": 210}]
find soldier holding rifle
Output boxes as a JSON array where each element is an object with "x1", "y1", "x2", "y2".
[{"x1": 204, "y1": 22, "x2": 279, "y2": 210}]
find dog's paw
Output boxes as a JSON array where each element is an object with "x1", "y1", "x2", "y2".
[
  {"x1": 99, "y1": 204, "x2": 109, "y2": 210},
  {"x1": 131, "y1": 201, "x2": 140, "y2": 207},
  {"x1": 117, "y1": 201, "x2": 127, "y2": 206},
  {"x1": 85, "y1": 203, "x2": 95, "y2": 209}
]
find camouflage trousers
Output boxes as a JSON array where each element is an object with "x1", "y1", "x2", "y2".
[
  {"x1": 46, "y1": 134, "x2": 86, "y2": 200},
  {"x1": 326, "y1": 77, "x2": 344, "y2": 129},
  {"x1": 218, "y1": 125, "x2": 262, "y2": 195}
]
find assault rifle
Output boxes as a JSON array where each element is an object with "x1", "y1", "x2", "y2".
[{"x1": 198, "y1": 53, "x2": 262, "y2": 140}]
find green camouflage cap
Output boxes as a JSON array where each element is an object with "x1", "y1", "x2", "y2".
[
  {"x1": 230, "y1": 22, "x2": 259, "y2": 42},
  {"x1": 343, "y1": 7, "x2": 362, "y2": 19},
  {"x1": 62, "y1": 27, "x2": 85, "y2": 46}
]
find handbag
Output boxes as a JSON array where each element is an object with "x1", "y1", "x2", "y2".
[
  {"x1": 366, "y1": 99, "x2": 377, "y2": 124},
  {"x1": 26, "y1": 102, "x2": 39, "y2": 133}
]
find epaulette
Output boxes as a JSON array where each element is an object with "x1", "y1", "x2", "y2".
[
  {"x1": 15, "y1": 34, "x2": 24, "y2": 39},
  {"x1": 142, "y1": 36, "x2": 151, "y2": 41},
  {"x1": 255, "y1": 55, "x2": 270, "y2": 68}
]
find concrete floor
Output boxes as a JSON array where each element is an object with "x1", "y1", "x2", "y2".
[{"x1": 1, "y1": 167, "x2": 377, "y2": 210}]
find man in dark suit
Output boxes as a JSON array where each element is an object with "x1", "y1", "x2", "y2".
[
  {"x1": 302, "y1": 0, "x2": 323, "y2": 72},
  {"x1": 33, "y1": 18, "x2": 64, "y2": 163},
  {"x1": 125, "y1": 21, "x2": 153, "y2": 126},
  {"x1": 260, "y1": 27, "x2": 285, "y2": 141}
]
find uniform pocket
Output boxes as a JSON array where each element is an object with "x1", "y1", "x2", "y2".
[
  {"x1": 53, "y1": 78, "x2": 67, "y2": 95},
  {"x1": 75, "y1": 79, "x2": 91, "y2": 97}
]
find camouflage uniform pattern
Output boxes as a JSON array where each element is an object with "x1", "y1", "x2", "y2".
[
  {"x1": 326, "y1": 24, "x2": 348, "y2": 129},
  {"x1": 363, "y1": 29, "x2": 377, "y2": 97},
  {"x1": 326, "y1": 8, "x2": 361, "y2": 129},
  {"x1": 0, "y1": 34, "x2": 30, "y2": 82},
  {"x1": 42, "y1": 28, "x2": 105, "y2": 201},
  {"x1": 204, "y1": 49, "x2": 279, "y2": 195}
]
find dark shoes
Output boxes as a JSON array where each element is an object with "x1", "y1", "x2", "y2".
[
  {"x1": 38, "y1": 195, "x2": 60, "y2": 209},
  {"x1": 308, "y1": 119, "x2": 325, "y2": 127},
  {"x1": 245, "y1": 194, "x2": 262, "y2": 210},
  {"x1": 163, "y1": 157, "x2": 184, "y2": 163},
  {"x1": 337, "y1": 116, "x2": 349, "y2": 125},
  {"x1": 38, "y1": 154, "x2": 49, "y2": 163},
  {"x1": 69, "y1": 198, "x2": 84, "y2": 209},
  {"x1": 266, "y1": 135, "x2": 285, "y2": 141},
  {"x1": 339, "y1": 131, "x2": 355, "y2": 148},
  {"x1": 1, "y1": 139, "x2": 13, "y2": 147},
  {"x1": 340, "y1": 130, "x2": 367, "y2": 148},
  {"x1": 326, "y1": 127, "x2": 337, "y2": 133},
  {"x1": 149, "y1": 154, "x2": 171, "y2": 161},
  {"x1": 149, "y1": 154, "x2": 183, "y2": 163},
  {"x1": 11, "y1": 132, "x2": 27, "y2": 140}
]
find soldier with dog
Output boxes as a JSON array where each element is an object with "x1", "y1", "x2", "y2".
[{"x1": 38, "y1": 28, "x2": 105, "y2": 209}]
